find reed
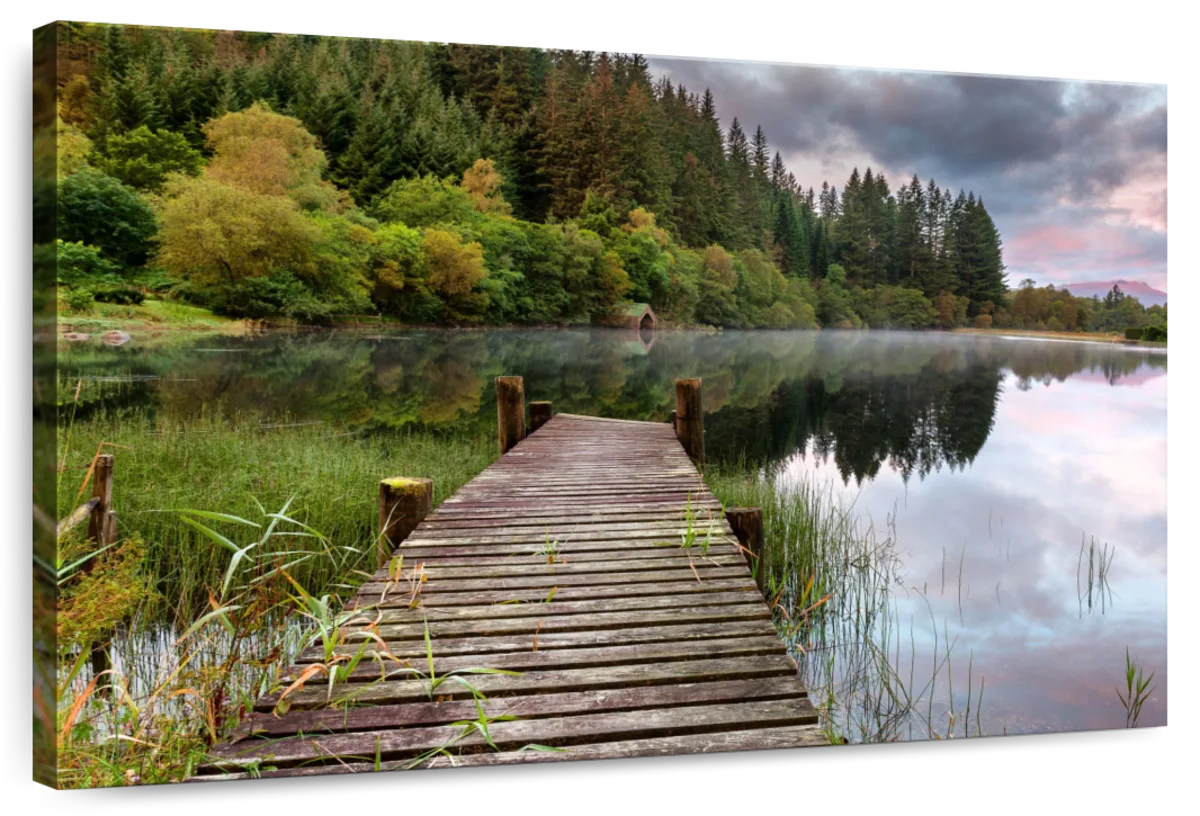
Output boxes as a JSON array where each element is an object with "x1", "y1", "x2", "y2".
[{"x1": 57, "y1": 407, "x2": 494, "y2": 624}]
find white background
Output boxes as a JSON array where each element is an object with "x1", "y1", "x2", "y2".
[{"x1": 32, "y1": 20, "x2": 1152, "y2": 82}]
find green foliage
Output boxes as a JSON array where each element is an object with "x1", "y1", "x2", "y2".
[
  {"x1": 93, "y1": 284, "x2": 145, "y2": 306},
  {"x1": 1142, "y1": 324, "x2": 1167, "y2": 342},
  {"x1": 56, "y1": 240, "x2": 121, "y2": 285},
  {"x1": 374, "y1": 174, "x2": 479, "y2": 228},
  {"x1": 62, "y1": 286, "x2": 96, "y2": 313},
  {"x1": 57, "y1": 25, "x2": 1012, "y2": 330},
  {"x1": 57, "y1": 168, "x2": 158, "y2": 266},
  {"x1": 93, "y1": 125, "x2": 203, "y2": 191},
  {"x1": 213, "y1": 271, "x2": 337, "y2": 323},
  {"x1": 1124, "y1": 327, "x2": 1143, "y2": 340},
  {"x1": 861, "y1": 286, "x2": 937, "y2": 330}
]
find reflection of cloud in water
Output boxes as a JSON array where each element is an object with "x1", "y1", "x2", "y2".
[{"x1": 785, "y1": 361, "x2": 1166, "y2": 735}]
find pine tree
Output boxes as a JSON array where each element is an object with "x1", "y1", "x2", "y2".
[
  {"x1": 617, "y1": 81, "x2": 671, "y2": 216},
  {"x1": 572, "y1": 53, "x2": 622, "y2": 206},
  {"x1": 490, "y1": 47, "x2": 538, "y2": 130},
  {"x1": 336, "y1": 94, "x2": 403, "y2": 205},
  {"x1": 773, "y1": 191, "x2": 810, "y2": 278},
  {"x1": 770, "y1": 151, "x2": 787, "y2": 191},
  {"x1": 751, "y1": 125, "x2": 769, "y2": 182},
  {"x1": 837, "y1": 168, "x2": 869, "y2": 279}
]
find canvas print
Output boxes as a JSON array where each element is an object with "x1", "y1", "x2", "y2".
[{"x1": 31, "y1": 21, "x2": 1167, "y2": 788}]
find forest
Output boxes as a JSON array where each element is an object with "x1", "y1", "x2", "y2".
[{"x1": 52, "y1": 22, "x2": 1165, "y2": 334}]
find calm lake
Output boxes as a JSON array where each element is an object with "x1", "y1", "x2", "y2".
[{"x1": 61, "y1": 328, "x2": 1168, "y2": 738}]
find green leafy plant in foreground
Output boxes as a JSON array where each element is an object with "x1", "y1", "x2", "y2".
[{"x1": 1117, "y1": 648, "x2": 1156, "y2": 728}]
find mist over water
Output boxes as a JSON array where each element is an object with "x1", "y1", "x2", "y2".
[{"x1": 62, "y1": 328, "x2": 1167, "y2": 736}]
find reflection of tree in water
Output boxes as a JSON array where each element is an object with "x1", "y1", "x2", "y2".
[
  {"x1": 60, "y1": 330, "x2": 1164, "y2": 483},
  {"x1": 1008, "y1": 342, "x2": 1167, "y2": 389},
  {"x1": 705, "y1": 343, "x2": 1004, "y2": 483}
]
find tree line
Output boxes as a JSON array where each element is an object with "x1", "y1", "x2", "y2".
[{"x1": 55, "y1": 23, "x2": 1018, "y2": 328}]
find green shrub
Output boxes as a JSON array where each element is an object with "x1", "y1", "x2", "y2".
[
  {"x1": 1125, "y1": 327, "x2": 1144, "y2": 340},
  {"x1": 1142, "y1": 325, "x2": 1167, "y2": 342},
  {"x1": 974, "y1": 314, "x2": 993, "y2": 329},
  {"x1": 56, "y1": 240, "x2": 121, "y2": 285},
  {"x1": 62, "y1": 286, "x2": 95, "y2": 313},
  {"x1": 212, "y1": 271, "x2": 333, "y2": 323},
  {"x1": 93, "y1": 285, "x2": 146, "y2": 306}
]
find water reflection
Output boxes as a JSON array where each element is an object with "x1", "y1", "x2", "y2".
[
  {"x1": 61, "y1": 330, "x2": 1164, "y2": 474},
  {"x1": 61, "y1": 329, "x2": 1167, "y2": 737}
]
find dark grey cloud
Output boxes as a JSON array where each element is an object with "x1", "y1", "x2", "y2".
[{"x1": 646, "y1": 56, "x2": 1168, "y2": 289}]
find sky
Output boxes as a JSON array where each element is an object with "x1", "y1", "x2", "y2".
[{"x1": 646, "y1": 57, "x2": 1168, "y2": 292}]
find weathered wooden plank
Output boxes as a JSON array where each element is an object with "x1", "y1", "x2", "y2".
[
  {"x1": 353, "y1": 578, "x2": 761, "y2": 609},
  {"x1": 373, "y1": 600, "x2": 765, "y2": 635},
  {"x1": 307, "y1": 619, "x2": 782, "y2": 660},
  {"x1": 202, "y1": 725, "x2": 828, "y2": 779},
  {"x1": 355, "y1": 566, "x2": 749, "y2": 596},
  {"x1": 298, "y1": 604, "x2": 770, "y2": 655},
  {"x1": 194, "y1": 725, "x2": 828, "y2": 779},
  {"x1": 212, "y1": 697, "x2": 814, "y2": 768},
  {"x1": 231, "y1": 676, "x2": 808, "y2": 739},
  {"x1": 376, "y1": 543, "x2": 744, "y2": 569},
  {"x1": 263, "y1": 655, "x2": 799, "y2": 711},
  {"x1": 426, "y1": 504, "x2": 724, "y2": 522},
  {"x1": 362, "y1": 590, "x2": 762, "y2": 621},
  {"x1": 286, "y1": 636, "x2": 789, "y2": 685},
  {"x1": 364, "y1": 557, "x2": 745, "y2": 582},
  {"x1": 402, "y1": 532, "x2": 734, "y2": 550}
]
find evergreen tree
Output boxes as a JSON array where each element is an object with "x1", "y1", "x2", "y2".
[
  {"x1": 770, "y1": 151, "x2": 787, "y2": 191},
  {"x1": 774, "y1": 191, "x2": 810, "y2": 278},
  {"x1": 751, "y1": 125, "x2": 769, "y2": 182}
]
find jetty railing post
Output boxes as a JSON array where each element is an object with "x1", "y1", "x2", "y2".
[
  {"x1": 496, "y1": 376, "x2": 526, "y2": 454},
  {"x1": 726, "y1": 507, "x2": 765, "y2": 593},
  {"x1": 674, "y1": 378, "x2": 704, "y2": 465},
  {"x1": 529, "y1": 401, "x2": 553, "y2": 434},
  {"x1": 87, "y1": 454, "x2": 114, "y2": 547},
  {"x1": 377, "y1": 478, "x2": 433, "y2": 569}
]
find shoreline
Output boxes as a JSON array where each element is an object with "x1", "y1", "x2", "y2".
[{"x1": 54, "y1": 307, "x2": 1166, "y2": 351}]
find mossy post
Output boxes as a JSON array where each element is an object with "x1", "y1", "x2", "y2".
[
  {"x1": 496, "y1": 376, "x2": 526, "y2": 455},
  {"x1": 88, "y1": 454, "x2": 114, "y2": 547},
  {"x1": 726, "y1": 507, "x2": 765, "y2": 593},
  {"x1": 530, "y1": 401, "x2": 553, "y2": 434},
  {"x1": 377, "y1": 477, "x2": 433, "y2": 569},
  {"x1": 668, "y1": 409, "x2": 678, "y2": 434},
  {"x1": 674, "y1": 378, "x2": 704, "y2": 465}
]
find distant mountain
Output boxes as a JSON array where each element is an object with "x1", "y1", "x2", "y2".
[{"x1": 1060, "y1": 279, "x2": 1168, "y2": 306}]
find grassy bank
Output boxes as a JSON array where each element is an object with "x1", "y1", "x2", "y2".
[
  {"x1": 58, "y1": 297, "x2": 249, "y2": 334},
  {"x1": 57, "y1": 408, "x2": 495, "y2": 622}
]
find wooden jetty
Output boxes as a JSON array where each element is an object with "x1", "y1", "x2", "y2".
[{"x1": 196, "y1": 378, "x2": 826, "y2": 780}]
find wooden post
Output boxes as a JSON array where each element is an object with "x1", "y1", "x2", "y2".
[
  {"x1": 88, "y1": 454, "x2": 114, "y2": 546},
  {"x1": 668, "y1": 409, "x2": 677, "y2": 434},
  {"x1": 726, "y1": 507, "x2": 765, "y2": 593},
  {"x1": 529, "y1": 401, "x2": 553, "y2": 434},
  {"x1": 377, "y1": 478, "x2": 433, "y2": 569},
  {"x1": 496, "y1": 376, "x2": 526, "y2": 455},
  {"x1": 674, "y1": 378, "x2": 704, "y2": 465}
]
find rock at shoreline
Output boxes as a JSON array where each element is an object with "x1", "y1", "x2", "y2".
[
  {"x1": 102, "y1": 330, "x2": 132, "y2": 347},
  {"x1": 62, "y1": 332, "x2": 91, "y2": 342}
]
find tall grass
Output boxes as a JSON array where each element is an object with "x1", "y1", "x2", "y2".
[
  {"x1": 708, "y1": 463, "x2": 986, "y2": 743},
  {"x1": 57, "y1": 407, "x2": 495, "y2": 624}
]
